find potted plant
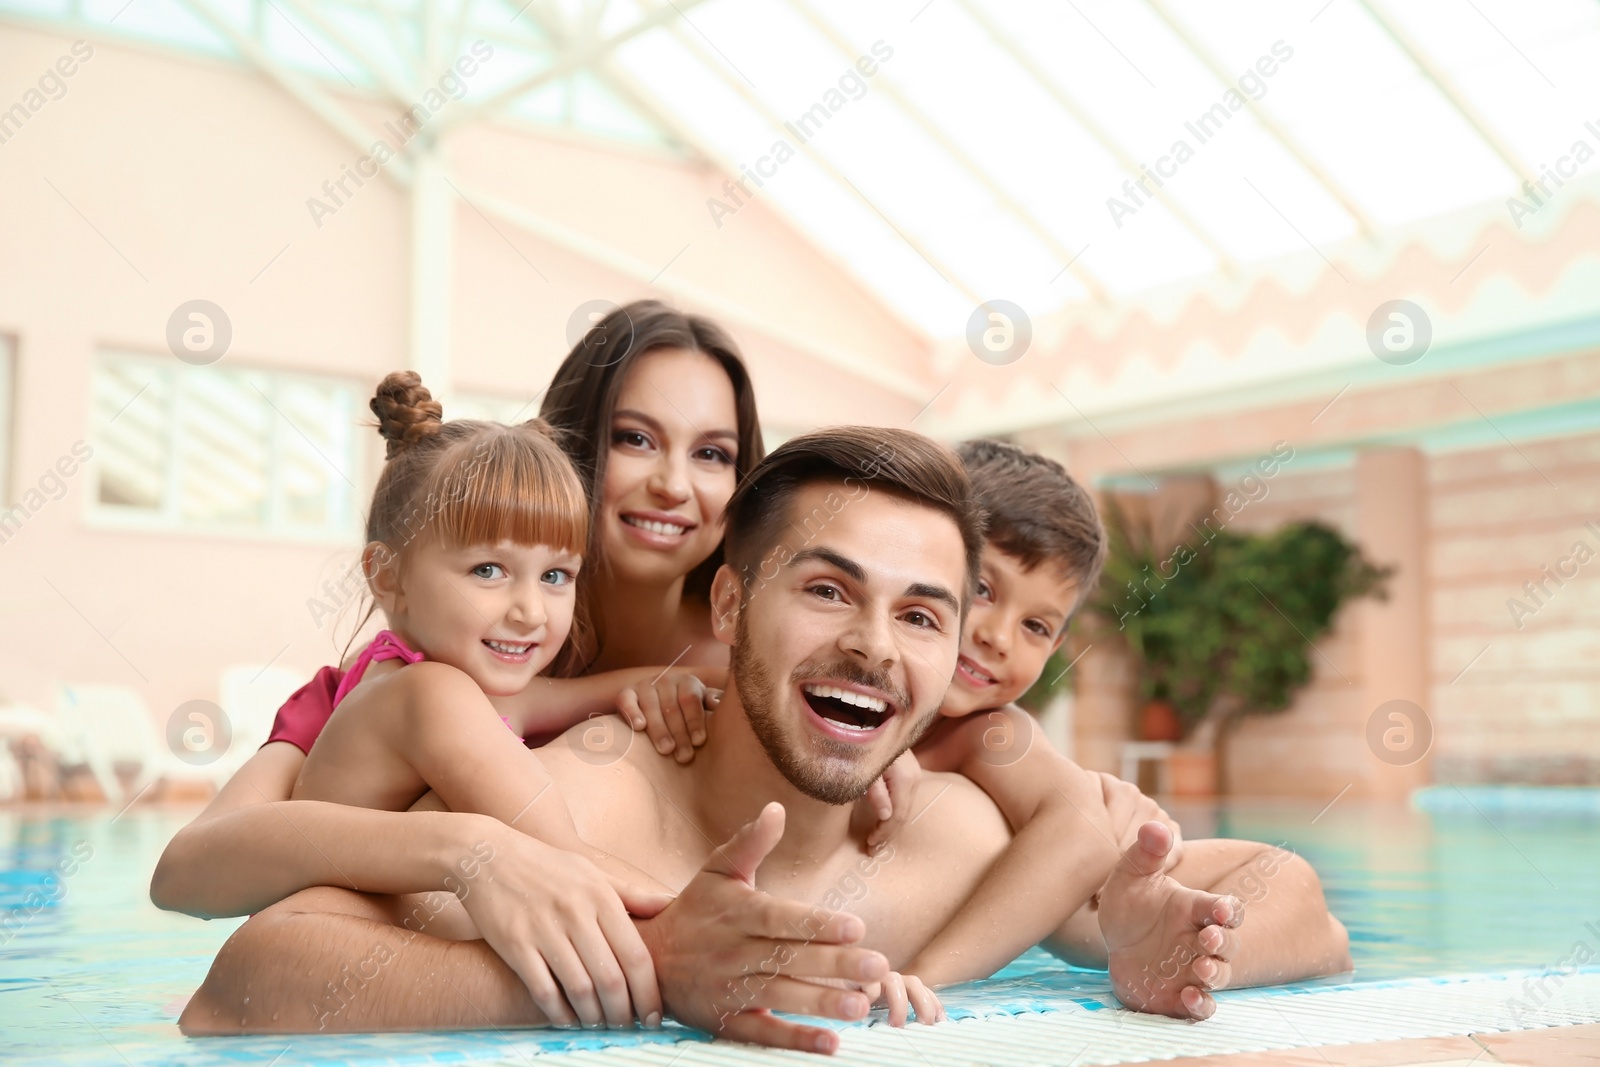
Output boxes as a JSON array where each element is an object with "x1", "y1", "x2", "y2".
[{"x1": 1086, "y1": 494, "x2": 1389, "y2": 795}]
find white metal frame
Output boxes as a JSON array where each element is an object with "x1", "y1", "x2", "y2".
[
  {"x1": 0, "y1": 0, "x2": 1551, "y2": 372},
  {"x1": 87, "y1": 352, "x2": 362, "y2": 544}
]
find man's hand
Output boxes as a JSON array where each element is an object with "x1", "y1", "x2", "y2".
[{"x1": 636, "y1": 802, "x2": 892, "y2": 1054}]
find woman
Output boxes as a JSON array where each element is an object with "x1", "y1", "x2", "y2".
[
  {"x1": 151, "y1": 301, "x2": 766, "y2": 1027},
  {"x1": 541, "y1": 300, "x2": 762, "y2": 676}
]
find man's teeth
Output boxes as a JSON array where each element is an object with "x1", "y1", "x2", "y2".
[
  {"x1": 802, "y1": 684, "x2": 888, "y2": 714},
  {"x1": 624, "y1": 515, "x2": 688, "y2": 536},
  {"x1": 485, "y1": 639, "x2": 532, "y2": 654}
]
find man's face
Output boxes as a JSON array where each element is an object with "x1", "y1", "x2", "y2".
[
  {"x1": 941, "y1": 544, "x2": 1075, "y2": 717},
  {"x1": 715, "y1": 482, "x2": 968, "y2": 804}
]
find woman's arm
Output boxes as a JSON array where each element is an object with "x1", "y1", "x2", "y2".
[
  {"x1": 499, "y1": 666, "x2": 727, "y2": 737},
  {"x1": 150, "y1": 740, "x2": 507, "y2": 918}
]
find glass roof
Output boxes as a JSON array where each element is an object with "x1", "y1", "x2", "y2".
[{"x1": 12, "y1": 0, "x2": 1600, "y2": 338}]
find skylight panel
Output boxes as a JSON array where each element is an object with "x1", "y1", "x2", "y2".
[
  {"x1": 812, "y1": 89, "x2": 1069, "y2": 305},
  {"x1": 768, "y1": 153, "x2": 977, "y2": 334},
  {"x1": 78, "y1": 0, "x2": 236, "y2": 56},
  {"x1": 1376, "y1": 0, "x2": 1600, "y2": 195},
  {"x1": 1257, "y1": 4, "x2": 1511, "y2": 227},
  {"x1": 260, "y1": 3, "x2": 370, "y2": 87},
  {"x1": 876, "y1": 3, "x2": 1121, "y2": 266},
  {"x1": 569, "y1": 70, "x2": 673, "y2": 142}
]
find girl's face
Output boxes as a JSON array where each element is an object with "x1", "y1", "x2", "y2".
[
  {"x1": 376, "y1": 538, "x2": 582, "y2": 696},
  {"x1": 599, "y1": 348, "x2": 741, "y2": 588}
]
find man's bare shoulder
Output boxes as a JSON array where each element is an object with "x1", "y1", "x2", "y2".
[
  {"x1": 896, "y1": 769, "x2": 1011, "y2": 856},
  {"x1": 535, "y1": 715, "x2": 667, "y2": 840}
]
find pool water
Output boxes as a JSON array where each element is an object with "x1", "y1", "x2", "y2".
[{"x1": 4, "y1": 795, "x2": 1599, "y2": 1065}]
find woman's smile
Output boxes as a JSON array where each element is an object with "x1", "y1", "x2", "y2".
[{"x1": 620, "y1": 509, "x2": 698, "y2": 545}]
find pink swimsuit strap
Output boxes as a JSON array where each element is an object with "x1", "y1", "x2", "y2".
[
  {"x1": 332, "y1": 630, "x2": 425, "y2": 708},
  {"x1": 328, "y1": 629, "x2": 519, "y2": 736}
]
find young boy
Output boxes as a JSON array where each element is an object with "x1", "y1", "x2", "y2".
[{"x1": 896, "y1": 439, "x2": 1351, "y2": 1019}]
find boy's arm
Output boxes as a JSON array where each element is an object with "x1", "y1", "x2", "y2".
[{"x1": 905, "y1": 707, "x2": 1128, "y2": 987}]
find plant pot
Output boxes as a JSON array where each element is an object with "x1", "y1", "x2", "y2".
[
  {"x1": 1167, "y1": 747, "x2": 1218, "y2": 797},
  {"x1": 1138, "y1": 699, "x2": 1183, "y2": 742}
]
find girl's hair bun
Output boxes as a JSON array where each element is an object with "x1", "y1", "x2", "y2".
[{"x1": 371, "y1": 371, "x2": 444, "y2": 459}]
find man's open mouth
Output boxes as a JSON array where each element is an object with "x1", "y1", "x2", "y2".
[{"x1": 801, "y1": 682, "x2": 892, "y2": 733}]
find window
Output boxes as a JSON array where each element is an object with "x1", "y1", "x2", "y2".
[{"x1": 90, "y1": 354, "x2": 360, "y2": 539}]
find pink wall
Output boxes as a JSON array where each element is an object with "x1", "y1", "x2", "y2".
[{"x1": 0, "y1": 24, "x2": 922, "y2": 731}]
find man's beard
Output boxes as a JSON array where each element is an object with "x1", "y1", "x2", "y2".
[{"x1": 732, "y1": 611, "x2": 932, "y2": 805}]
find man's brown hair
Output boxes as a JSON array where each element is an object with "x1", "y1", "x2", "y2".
[
  {"x1": 723, "y1": 426, "x2": 985, "y2": 609},
  {"x1": 957, "y1": 438, "x2": 1106, "y2": 617}
]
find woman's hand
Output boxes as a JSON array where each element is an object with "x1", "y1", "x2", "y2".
[
  {"x1": 451, "y1": 817, "x2": 673, "y2": 1030},
  {"x1": 616, "y1": 668, "x2": 722, "y2": 763},
  {"x1": 857, "y1": 749, "x2": 921, "y2": 849}
]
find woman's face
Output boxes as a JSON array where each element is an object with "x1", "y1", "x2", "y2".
[{"x1": 599, "y1": 347, "x2": 741, "y2": 589}]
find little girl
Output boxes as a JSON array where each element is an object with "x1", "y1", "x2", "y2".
[{"x1": 290, "y1": 371, "x2": 699, "y2": 1029}]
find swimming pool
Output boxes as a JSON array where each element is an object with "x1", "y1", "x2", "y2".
[{"x1": 4, "y1": 792, "x2": 1598, "y2": 1065}]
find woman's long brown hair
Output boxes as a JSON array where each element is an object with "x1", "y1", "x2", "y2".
[{"x1": 539, "y1": 300, "x2": 765, "y2": 666}]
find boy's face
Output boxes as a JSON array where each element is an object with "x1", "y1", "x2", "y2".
[{"x1": 943, "y1": 545, "x2": 1076, "y2": 717}]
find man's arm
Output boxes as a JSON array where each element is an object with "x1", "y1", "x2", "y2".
[
  {"x1": 181, "y1": 886, "x2": 547, "y2": 1034},
  {"x1": 183, "y1": 804, "x2": 892, "y2": 1054}
]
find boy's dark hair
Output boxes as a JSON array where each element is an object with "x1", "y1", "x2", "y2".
[
  {"x1": 724, "y1": 426, "x2": 984, "y2": 609},
  {"x1": 957, "y1": 438, "x2": 1106, "y2": 615}
]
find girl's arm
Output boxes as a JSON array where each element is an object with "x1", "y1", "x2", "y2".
[
  {"x1": 903, "y1": 708, "x2": 1132, "y2": 987},
  {"x1": 158, "y1": 724, "x2": 671, "y2": 1030},
  {"x1": 150, "y1": 741, "x2": 512, "y2": 918}
]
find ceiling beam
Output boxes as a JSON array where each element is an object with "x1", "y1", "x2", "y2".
[
  {"x1": 338, "y1": 0, "x2": 418, "y2": 80},
  {"x1": 786, "y1": 0, "x2": 1112, "y2": 305},
  {"x1": 512, "y1": 0, "x2": 940, "y2": 340},
  {"x1": 1143, "y1": 0, "x2": 1378, "y2": 237},
  {"x1": 273, "y1": 0, "x2": 419, "y2": 101},
  {"x1": 651, "y1": 9, "x2": 986, "y2": 307},
  {"x1": 1356, "y1": 0, "x2": 1533, "y2": 185},
  {"x1": 453, "y1": 180, "x2": 930, "y2": 404},
  {"x1": 951, "y1": 0, "x2": 1240, "y2": 277},
  {"x1": 179, "y1": 0, "x2": 414, "y2": 186},
  {"x1": 435, "y1": 0, "x2": 713, "y2": 134}
]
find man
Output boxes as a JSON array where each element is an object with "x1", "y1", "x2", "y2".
[{"x1": 181, "y1": 427, "x2": 1346, "y2": 1054}]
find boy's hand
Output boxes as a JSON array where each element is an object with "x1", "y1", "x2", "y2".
[
  {"x1": 861, "y1": 749, "x2": 921, "y2": 849},
  {"x1": 617, "y1": 669, "x2": 722, "y2": 764},
  {"x1": 1097, "y1": 771, "x2": 1184, "y2": 871}
]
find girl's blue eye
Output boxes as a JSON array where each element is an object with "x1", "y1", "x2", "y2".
[
  {"x1": 472, "y1": 563, "x2": 506, "y2": 580},
  {"x1": 542, "y1": 568, "x2": 575, "y2": 586}
]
